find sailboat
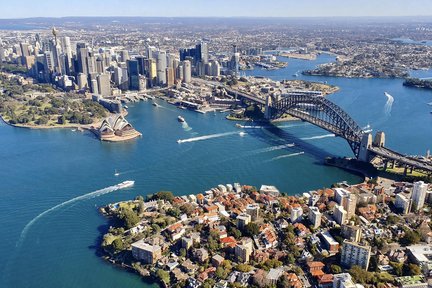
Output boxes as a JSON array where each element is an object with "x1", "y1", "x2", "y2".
[{"x1": 114, "y1": 169, "x2": 120, "y2": 176}]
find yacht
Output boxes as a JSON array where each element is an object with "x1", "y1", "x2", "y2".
[
  {"x1": 178, "y1": 116, "x2": 185, "y2": 123},
  {"x1": 117, "y1": 180, "x2": 135, "y2": 189}
]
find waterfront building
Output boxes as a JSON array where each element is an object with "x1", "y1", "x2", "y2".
[
  {"x1": 334, "y1": 205, "x2": 347, "y2": 225},
  {"x1": 341, "y1": 240, "x2": 371, "y2": 270},
  {"x1": 237, "y1": 213, "x2": 251, "y2": 230},
  {"x1": 259, "y1": 185, "x2": 280, "y2": 197},
  {"x1": 412, "y1": 181, "x2": 428, "y2": 211},
  {"x1": 291, "y1": 206, "x2": 303, "y2": 223},
  {"x1": 308, "y1": 206, "x2": 322, "y2": 229},
  {"x1": 246, "y1": 204, "x2": 260, "y2": 221},
  {"x1": 166, "y1": 67, "x2": 175, "y2": 87},
  {"x1": 131, "y1": 240, "x2": 161, "y2": 264}
]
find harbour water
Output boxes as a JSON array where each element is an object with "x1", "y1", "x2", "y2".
[{"x1": 1, "y1": 54, "x2": 431, "y2": 288}]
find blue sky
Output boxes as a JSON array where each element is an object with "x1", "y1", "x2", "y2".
[{"x1": 1, "y1": 0, "x2": 432, "y2": 18}]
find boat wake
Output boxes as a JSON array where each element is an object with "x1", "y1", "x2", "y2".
[
  {"x1": 177, "y1": 131, "x2": 239, "y2": 143},
  {"x1": 17, "y1": 184, "x2": 122, "y2": 247},
  {"x1": 362, "y1": 124, "x2": 373, "y2": 134},
  {"x1": 264, "y1": 151, "x2": 305, "y2": 163},
  {"x1": 384, "y1": 92, "x2": 394, "y2": 116},
  {"x1": 301, "y1": 134, "x2": 335, "y2": 140},
  {"x1": 251, "y1": 143, "x2": 295, "y2": 154},
  {"x1": 182, "y1": 122, "x2": 192, "y2": 132}
]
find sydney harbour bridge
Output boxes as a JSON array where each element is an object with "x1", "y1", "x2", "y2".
[{"x1": 226, "y1": 88, "x2": 432, "y2": 174}]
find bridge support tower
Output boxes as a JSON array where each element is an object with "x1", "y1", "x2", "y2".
[
  {"x1": 358, "y1": 133, "x2": 373, "y2": 162},
  {"x1": 264, "y1": 95, "x2": 273, "y2": 120}
]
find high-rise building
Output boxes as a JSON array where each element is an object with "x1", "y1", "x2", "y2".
[
  {"x1": 127, "y1": 59, "x2": 140, "y2": 90},
  {"x1": 119, "y1": 50, "x2": 129, "y2": 62},
  {"x1": 395, "y1": 193, "x2": 411, "y2": 214},
  {"x1": 335, "y1": 188, "x2": 356, "y2": 220},
  {"x1": 237, "y1": 213, "x2": 251, "y2": 230},
  {"x1": 76, "y1": 44, "x2": 89, "y2": 75},
  {"x1": 91, "y1": 79, "x2": 99, "y2": 94},
  {"x1": 200, "y1": 41, "x2": 208, "y2": 64},
  {"x1": 341, "y1": 224, "x2": 362, "y2": 242},
  {"x1": 290, "y1": 206, "x2": 303, "y2": 223},
  {"x1": 308, "y1": 206, "x2": 322, "y2": 229},
  {"x1": 156, "y1": 51, "x2": 167, "y2": 86},
  {"x1": 183, "y1": 60, "x2": 191, "y2": 83},
  {"x1": 20, "y1": 43, "x2": 30, "y2": 57},
  {"x1": 136, "y1": 56, "x2": 146, "y2": 75},
  {"x1": 166, "y1": 67, "x2": 174, "y2": 87},
  {"x1": 340, "y1": 240, "x2": 371, "y2": 270},
  {"x1": 334, "y1": 205, "x2": 347, "y2": 225},
  {"x1": 246, "y1": 204, "x2": 260, "y2": 221},
  {"x1": 97, "y1": 73, "x2": 111, "y2": 96},
  {"x1": 412, "y1": 181, "x2": 428, "y2": 211},
  {"x1": 77, "y1": 73, "x2": 88, "y2": 89}
]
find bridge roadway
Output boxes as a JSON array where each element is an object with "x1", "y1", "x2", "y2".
[{"x1": 369, "y1": 146, "x2": 432, "y2": 172}]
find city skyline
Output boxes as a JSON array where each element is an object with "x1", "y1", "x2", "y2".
[{"x1": 1, "y1": 0, "x2": 432, "y2": 19}]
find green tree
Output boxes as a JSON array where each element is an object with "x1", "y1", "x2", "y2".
[
  {"x1": 216, "y1": 266, "x2": 228, "y2": 279},
  {"x1": 243, "y1": 222, "x2": 260, "y2": 237},
  {"x1": 179, "y1": 248, "x2": 187, "y2": 258},
  {"x1": 400, "y1": 229, "x2": 421, "y2": 246},
  {"x1": 404, "y1": 263, "x2": 422, "y2": 276},
  {"x1": 331, "y1": 264, "x2": 342, "y2": 274},
  {"x1": 111, "y1": 238, "x2": 124, "y2": 253},
  {"x1": 156, "y1": 269, "x2": 170, "y2": 285},
  {"x1": 236, "y1": 264, "x2": 253, "y2": 272},
  {"x1": 119, "y1": 208, "x2": 140, "y2": 229}
]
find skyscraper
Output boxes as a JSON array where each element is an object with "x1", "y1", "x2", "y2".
[
  {"x1": 412, "y1": 181, "x2": 428, "y2": 211},
  {"x1": 127, "y1": 59, "x2": 140, "y2": 90},
  {"x1": 183, "y1": 60, "x2": 191, "y2": 83},
  {"x1": 97, "y1": 73, "x2": 111, "y2": 96},
  {"x1": 136, "y1": 56, "x2": 146, "y2": 75},
  {"x1": 156, "y1": 51, "x2": 167, "y2": 86}
]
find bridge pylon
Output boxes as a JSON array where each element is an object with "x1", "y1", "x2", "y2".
[
  {"x1": 264, "y1": 95, "x2": 273, "y2": 120},
  {"x1": 358, "y1": 133, "x2": 373, "y2": 162}
]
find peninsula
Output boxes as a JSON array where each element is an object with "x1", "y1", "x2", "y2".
[{"x1": 99, "y1": 178, "x2": 432, "y2": 288}]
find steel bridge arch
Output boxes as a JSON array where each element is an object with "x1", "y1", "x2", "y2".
[{"x1": 267, "y1": 94, "x2": 365, "y2": 157}]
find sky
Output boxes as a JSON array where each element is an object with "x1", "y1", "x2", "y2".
[{"x1": 1, "y1": 0, "x2": 432, "y2": 19}]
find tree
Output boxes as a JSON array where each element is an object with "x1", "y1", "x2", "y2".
[
  {"x1": 179, "y1": 248, "x2": 187, "y2": 258},
  {"x1": 111, "y1": 238, "x2": 123, "y2": 253},
  {"x1": 156, "y1": 269, "x2": 170, "y2": 285},
  {"x1": 243, "y1": 222, "x2": 260, "y2": 237},
  {"x1": 390, "y1": 262, "x2": 404, "y2": 276},
  {"x1": 404, "y1": 263, "x2": 422, "y2": 276},
  {"x1": 277, "y1": 274, "x2": 291, "y2": 288},
  {"x1": 119, "y1": 208, "x2": 140, "y2": 229},
  {"x1": 400, "y1": 229, "x2": 421, "y2": 246},
  {"x1": 152, "y1": 191, "x2": 174, "y2": 203},
  {"x1": 236, "y1": 264, "x2": 253, "y2": 272},
  {"x1": 216, "y1": 266, "x2": 228, "y2": 279},
  {"x1": 331, "y1": 264, "x2": 342, "y2": 274}
]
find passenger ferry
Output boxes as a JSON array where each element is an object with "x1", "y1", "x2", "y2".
[{"x1": 117, "y1": 180, "x2": 135, "y2": 189}]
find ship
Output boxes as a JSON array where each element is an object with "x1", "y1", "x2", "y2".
[
  {"x1": 178, "y1": 116, "x2": 185, "y2": 123},
  {"x1": 117, "y1": 180, "x2": 135, "y2": 189}
]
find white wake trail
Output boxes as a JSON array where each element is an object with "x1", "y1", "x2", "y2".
[
  {"x1": 177, "y1": 131, "x2": 239, "y2": 143},
  {"x1": 251, "y1": 143, "x2": 295, "y2": 154},
  {"x1": 301, "y1": 134, "x2": 335, "y2": 140},
  {"x1": 17, "y1": 184, "x2": 121, "y2": 247},
  {"x1": 384, "y1": 92, "x2": 394, "y2": 116},
  {"x1": 271, "y1": 151, "x2": 305, "y2": 161}
]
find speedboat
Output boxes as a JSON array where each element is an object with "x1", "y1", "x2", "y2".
[
  {"x1": 178, "y1": 116, "x2": 185, "y2": 123},
  {"x1": 117, "y1": 180, "x2": 134, "y2": 189},
  {"x1": 114, "y1": 169, "x2": 120, "y2": 176},
  {"x1": 239, "y1": 132, "x2": 246, "y2": 137},
  {"x1": 152, "y1": 103, "x2": 159, "y2": 107},
  {"x1": 177, "y1": 139, "x2": 183, "y2": 143}
]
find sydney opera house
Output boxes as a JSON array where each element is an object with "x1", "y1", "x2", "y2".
[{"x1": 97, "y1": 114, "x2": 141, "y2": 141}]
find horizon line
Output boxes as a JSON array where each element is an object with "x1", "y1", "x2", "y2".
[{"x1": 1, "y1": 15, "x2": 432, "y2": 20}]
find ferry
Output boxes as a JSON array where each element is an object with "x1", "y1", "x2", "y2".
[
  {"x1": 117, "y1": 180, "x2": 135, "y2": 189},
  {"x1": 178, "y1": 116, "x2": 185, "y2": 123}
]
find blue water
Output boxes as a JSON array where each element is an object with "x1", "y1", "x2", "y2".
[{"x1": 1, "y1": 54, "x2": 431, "y2": 288}]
